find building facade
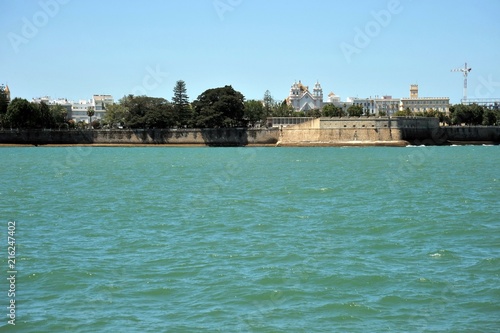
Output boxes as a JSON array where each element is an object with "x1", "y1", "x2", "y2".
[
  {"x1": 92, "y1": 95, "x2": 114, "y2": 120},
  {"x1": 32, "y1": 94, "x2": 114, "y2": 123},
  {"x1": 285, "y1": 81, "x2": 449, "y2": 116},
  {"x1": 374, "y1": 96, "x2": 401, "y2": 116},
  {"x1": 287, "y1": 81, "x2": 324, "y2": 112},
  {"x1": 400, "y1": 85, "x2": 450, "y2": 113},
  {"x1": 71, "y1": 99, "x2": 94, "y2": 122}
]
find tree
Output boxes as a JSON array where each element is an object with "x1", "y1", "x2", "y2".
[
  {"x1": 172, "y1": 80, "x2": 191, "y2": 127},
  {"x1": 482, "y1": 109, "x2": 498, "y2": 125},
  {"x1": 271, "y1": 100, "x2": 294, "y2": 117},
  {"x1": 87, "y1": 106, "x2": 95, "y2": 126},
  {"x1": 192, "y1": 85, "x2": 246, "y2": 128},
  {"x1": 263, "y1": 90, "x2": 274, "y2": 115},
  {"x1": 5, "y1": 98, "x2": 40, "y2": 128},
  {"x1": 364, "y1": 106, "x2": 371, "y2": 117},
  {"x1": 121, "y1": 95, "x2": 173, "y2": 128},
  {"x1": 91, "y1": 119, "x2": 102, "y2": 129},
  {"x1": 50, "y1": 105, "x2": 68, "y2": 127},
  {"x1": 144, "y1": 102, "x2": 174, "y2": 128},
  {"x1": 244, "y1": 100, "x2": 265, "y2": 127},
  {"x1": 39, "y1": 101, "x2": 56, "y2": 128},
  {"x1": 347, "y1": 105, "x2": 363, "y2": 117},
  {"x1": 394, "y1": 108, "x2": 413, "y2": 117},
  {"x1": 450, "y1": 104, "x2": 484, "y2": 125},
  {"x1": 468, "y1": 103, "x2": 484, "y2": 125},
  {"x1": 121, "y1": 95, "x2": 146, "y2": 128},
  {"x1": 308, "y1": 109, "x2": 321, "y2": 118},
  {"x1": 104, "y1": 103, "x2": 128, "y2": 128},
  {"x1": 322, "y1": 104, "x2": 344, "y2": 117}
]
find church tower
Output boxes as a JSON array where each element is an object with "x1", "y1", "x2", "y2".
[
  {"x1": 290, "y1": 81, "x2": 301, "y2": 98},
  {"x1": 289, "y1": 81, "x2": 301, "y2": 109},
  {"x1": 313, "y1": 81, "x2": 323, "y2": 99},
  {"x1": 313, "y1": 81, "x2": 323, "y2": 109}
]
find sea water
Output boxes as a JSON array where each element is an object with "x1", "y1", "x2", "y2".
[{"x1": 1, "y1": 146, "x2": 499, "y2": 332}]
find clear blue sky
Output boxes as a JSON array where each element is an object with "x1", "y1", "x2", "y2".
[{"x1": 1, "y1": 0, "x2": 500, "y2": 104}]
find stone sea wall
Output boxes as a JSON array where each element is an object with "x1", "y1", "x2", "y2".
[
  {"x1": 0, "y1": 118, "x2": 498, "y2": 146},
  {"x1": 0, "y1": 128, "x2": 280, "y2": 146},
  {"x1": 442, "y1": 126, "x2": 500, "y2": 144},
  {"x1": 278, "y1": 117, "x2": 437, "y2": 146}
]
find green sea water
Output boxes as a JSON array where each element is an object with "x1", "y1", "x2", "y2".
[{"x1": 1, "y1": 146, "x2": 499, "y2": 332}]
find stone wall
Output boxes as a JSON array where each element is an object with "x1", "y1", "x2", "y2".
[
  {"x1": 442, "y1": 126, "x2": 500, "y2": 143},
  {"x1": 0, "y1": 128, "x2": 280, "y2": 146},
  {"x1": 278, "y1": 117, "x2": 430, "y2": 146},
  {"x1": 1, "y1": 120, "x2": 498, "y2": 146},
  {"x1": 276, "y1": 117, "x2": 472, "y2": 146}
]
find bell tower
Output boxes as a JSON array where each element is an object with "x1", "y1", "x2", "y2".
[{"x1": 313, "y1": 81, "x2": 323, "y2": 99}]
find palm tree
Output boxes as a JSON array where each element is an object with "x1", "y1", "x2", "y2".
[{"x1": 87, "y1": 107, "x2": 95, "y2": 128}]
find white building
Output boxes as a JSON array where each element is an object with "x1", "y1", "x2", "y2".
[
  {"x1": 374, "y1": 96, "x2": 401, "y2": 116},
  {"x1": 32, "y1": 95, "x2": 114, "y2": 123},
  {"x1": 346, "y1": 97, "x2": 375, "y2": 114},
  {"x1": 287, "y1": 81, "x2": 324, "y2": 112},
  {"x1": 327, "y1": 92, "x2": 342, "y2": 107},
  {"x1": 400, "y1": 85, "x2": 450, "y2": 113},
  {"x1": 92, "y1": 94, "x2": 114, "y2": 120},
  {"x1": 71, "y1": 99, "x2": 94, "y2": 123},
  {"x1": 31, "y1": 96, "x2": 72, "y2": 116}
]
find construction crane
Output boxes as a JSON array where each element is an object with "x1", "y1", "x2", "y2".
[{"x1": 451, "y1": 62, "x2": 472, "y2": 102}]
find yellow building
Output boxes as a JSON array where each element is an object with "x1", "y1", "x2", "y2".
[{"x1": 400, "y1": 84, "x2": 450, "y2": 113}]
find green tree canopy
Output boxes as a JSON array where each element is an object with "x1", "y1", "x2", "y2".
[
  {"x1": 270, "y1": 100, "x2": 294, "y2": 117},
  {"x1": 322, "y1": 104, "x2": 344, "y2": 117},
  {"x1": 121, "y1": 95, "x2": 173, "y2": 128},
  {"x1": 104, "y1": 103, "x2": 128, "y2": 127},
  {"x1": 347, "y1": 105, "x2": 363, "y2": 117},
  {"x1": 39, "y1": 101, "x2": 56, "y2": 128},
  {"x1": 244, "y1": 100, "x2": 266, "y2": 127},
  {"x1": 394, "y1": 108, "x2": 413, "y2": 117},
  {"x1": 192, "y1": 86, "x2": 246, "y2": 128},
  {"x1": 50, "y1": 104, "x2": 69, "y2": 128},
  {"x1": 450, "y1": 103, "x2": 485, "y2": 125},
  {"x1": 5, "y1": 98, "x2": 40, "y2": 128},
  {"x1": 482, "y1": 109, "x2": 499, "y2": 125}
]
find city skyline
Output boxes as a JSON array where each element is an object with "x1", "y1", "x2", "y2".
[{"x1": 2, "y1": 0, "x2": 500, "y2": 104}]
